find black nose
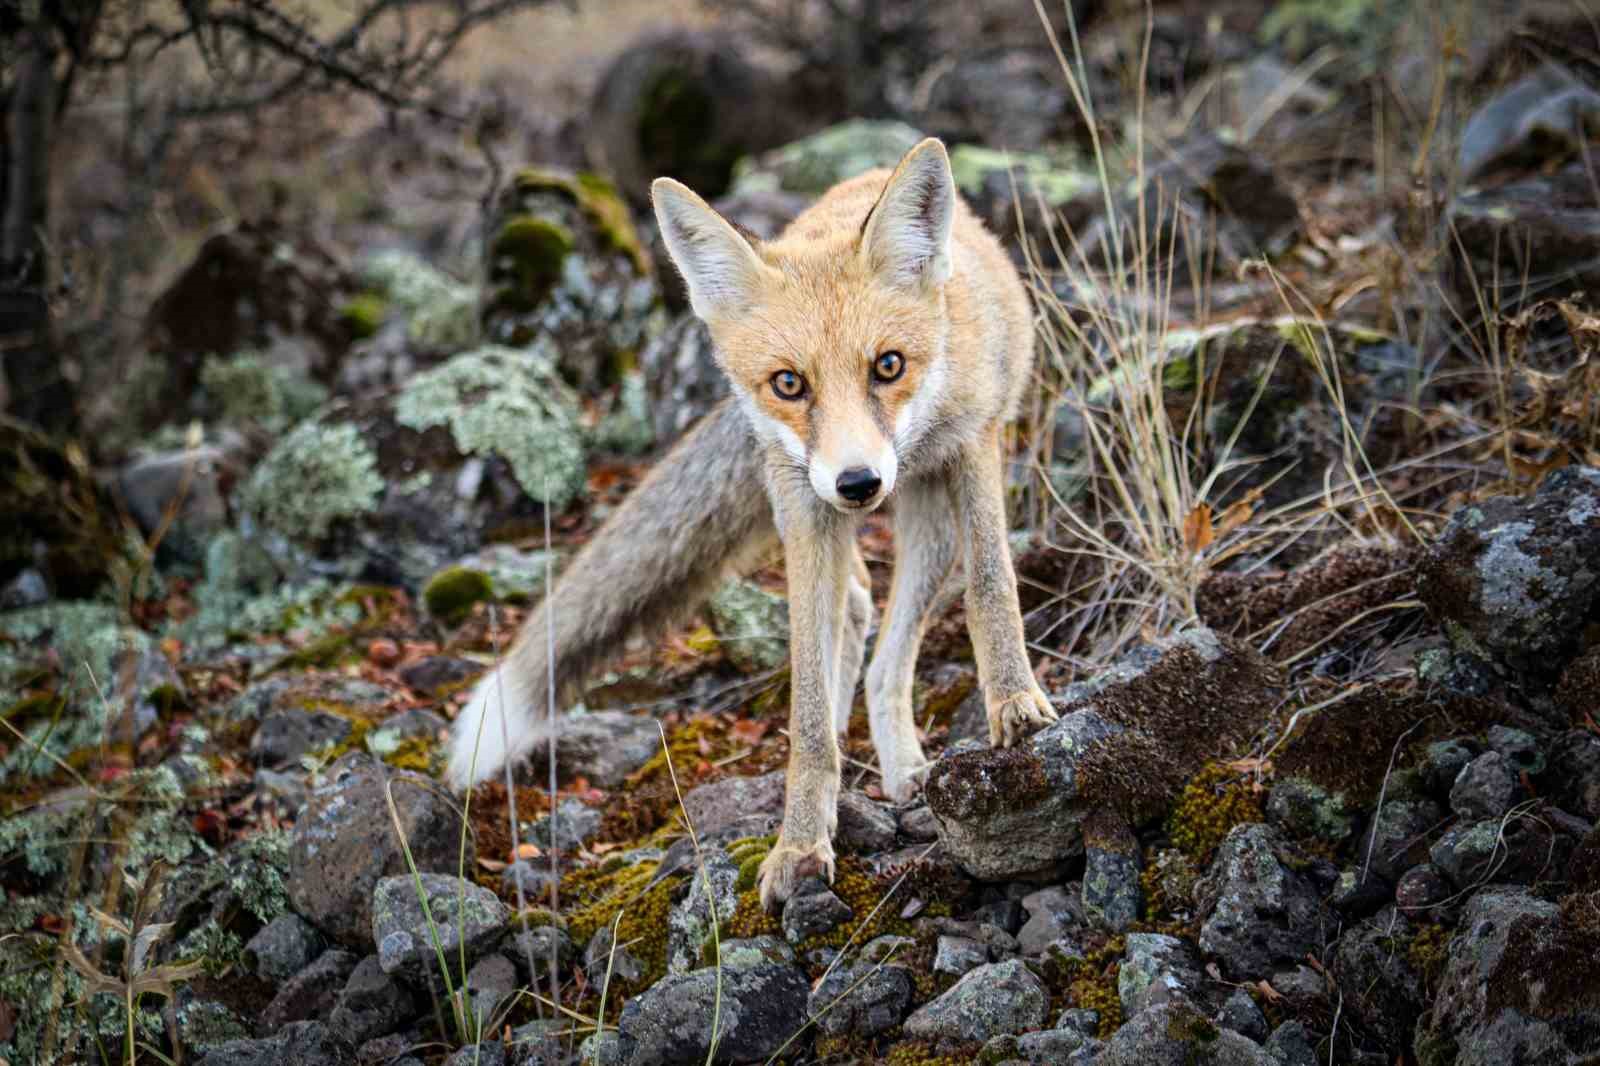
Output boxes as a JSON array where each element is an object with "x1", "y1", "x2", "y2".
[{"x1": 836, "y1": 467, "x2": 882, "y2": 503}]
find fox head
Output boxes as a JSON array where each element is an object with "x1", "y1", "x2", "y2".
[{"x1": 652, "y1": 138, "x2": 957, "y2": 513}]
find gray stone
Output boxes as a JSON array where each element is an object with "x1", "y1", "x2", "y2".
[
  {"x1": 808, "y1": 958, "x2": 913, "y2": 1037},
  {"x1": 500, "y1": 860, "x2": 559, "y2": 904},
  {"x1": 1017, "y1": 885, "x2": 1083, "y2": 955},
  {"x1": 666, "y1": 846, "x2": 740, "y2": 973},
  {"x1": 1394, "y1": 864, "x2": 1451, "y2": 914},
  {"x1": 932, "y1": 934, "x2": 989, "y2": 977},
  {"x1": 464, "y1": 954, "x2": 519, "y2": 1032},
  {"x1": 898, "y1": 804, "x2": 940, "y2": 842},
  {"x1": 1459, "y1": 65, "x2": 1600, "y2": 182},
  {"x1": 363, "y1": 708, "x2": 448, "y2": 758},
  {"x1": 972, "y1": 896, "x2": 1025, "y2": 935},
  {"x1": 1217, "y1": 988, "x2": 1268, "y2": 1043},
  {"x1": 1449, "y1": 751, "x2": 1521, "y2": 821},
  {"x1": 1486, "y1": 725, "x2": 1545, "y2": 777},
  {"x1": 1098, "y1": 1001, "x2": 1274, "y2": 1065},
  {"x1": 1083, "y1": 836, "x2": 1141, "y2": 933},
  {"x1": 397, "y1": 655, "x2": 483, "y2": 696},
  {"x1": 117, "y1": 446, "x2": 230, "y2": 559},
  {"x1": 194, "y1": 1020, "x2": 351, "y2": 1066},
  {"x1": 261, "y1": 949, "x2": 358, "y2": 1033},
  {"x1": 1266, "y1": 776, "x2": 1357, "y2": 845},
  {"x1": 328, "y1": 954, "x2": 416, "y2": 1045},
  {"x1": 1263, "y1": 1020, "x2": 1317, "y2": 1066},
  {"x1": 1362, "y1": 798, "x2": 1443, "y2": 881},
  {"x1": 0, "y1": 568, "x2": 49, "y2": 609},
  {"x1": 584, "y1": 923, "x2": 645, "y2": 986},
  {"x1": 1549, "y1": 728, "x2": 1600, "y2": 821},
  {"x1": 612, "y1": 956, "x2": 809, "y2": 1065},
  {"x1": 244, "y1": 912, "x2": 325, "y2": 983},
  {"x1": 1419, "y1": 739, "x2": 1479, "y2": 798},
  {"x1": 1118, "y1": 933, "x2": 1206, "y2": 1019},
  {"x1": 445, "y1": 1044, "x2": 506, "y2": 1066},
  {"x1": 1195, "y1": 824, "x2": 1326, "y2": 981},
  {"x1": 984, "y1": 1027, "x2": 1092, "y2": 1064},
  {"x1": 902, "y1": 958, "x2": 1050, "y2": 1044},
  {"x1": 1057, "y1": 1007, "x2": 1101, "y2": 1037},
  {"x1": 680, "y1": 769, "x2": 785, "y2": 838},
  {"x1": 372, "y1": 873, "x2": 510, "y2": 978},
  {"x1": 706, "y1": 578, "x2": 789, "y2": 672},
  {"x1": 1328, "y1": 910, "x2": 1425, "y2": 1055},
  {"x1": 506, "y1": 708, "x2": 663, "y2": 789},
  {"x1": 836, "y1": 790, "x2": 898, "y2": 853},
  {"x1": 289, "y1": 753, "x2": 472, "y2": 948},
  {"x1": 251, "y1": 709, "x2": 353, "y2": 768},
  {"x1": 781, "y1": 879, "x2": 853, "y2": 945},
  {"x1": 525, "y1": 797, "x2": 603, "y2": 852},
  {"x1": 1328, "y1": 867, "x2": 1392, "y2": 918},
  {"x1": 504, "y1": 925, "x2": 575, "y2": 981},
  {"x1": 176, "y1": 998, "x2": 250, "y2": 1051}
]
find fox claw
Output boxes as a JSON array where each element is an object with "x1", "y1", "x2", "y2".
[
  {"x1": 988, "y1": 685, "x2": 1058, "y2": 748},
  {"x1": 881, "y1": 758, "x2": 931, "y2": 805},
  {"x1": 757, "y1": 838, "x2": 836, "y2": 911}
]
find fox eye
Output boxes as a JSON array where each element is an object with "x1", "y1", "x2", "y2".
[
  {"x1": 771, "y1": 369, "x2": 807, "y2": 400},
  {"x1": 872, "y1": 350, "x2": 906, "y2": 383}
]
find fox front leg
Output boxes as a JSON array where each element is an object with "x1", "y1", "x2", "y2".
[
  {"x1": 950, "y1": 424, "x2": 1057, "y2": 747},
  {"x1": 757, "y1": 484, "x2": 855, "y2": 910}
]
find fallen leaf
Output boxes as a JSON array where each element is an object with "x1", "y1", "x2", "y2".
[
  {"x1": 515, "y1": 843, "x2": 542, "y2": 861},
  {"x1": 1256, "y1": 979, "x2": 1283, "y2": 1003},
  {"x1": 1183, "y1": 503, "x2": 1214, "y2": 554},
  {"x1": 478, "y1": 857, "x2": 508, "y2": 873}
]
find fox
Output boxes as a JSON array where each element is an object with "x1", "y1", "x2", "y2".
[{"x1": 445, "y1": 137, "x2": 1057, "y2": 907}]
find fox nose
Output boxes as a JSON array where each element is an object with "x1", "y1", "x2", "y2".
[{"x1": 836, "y1": 467, "x2": 882, "y2": 504}]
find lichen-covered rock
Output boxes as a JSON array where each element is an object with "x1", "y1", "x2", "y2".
[
  {"x1": 1416, "y1": 466, "x2": 1600, "y2": 689},
  {"x1": 731, "y1": 119, "x2": 926, "y2": 197},
  {"x1": 244, "y1": 913, "x2": 326, "y2": 984},
  {"x1": 637, "y1": 317, "x2": 728, "y2": 443},
  {"x1": 705, "y1": 578, "x2": 790, "y2": 673},
  {"x1": 781, "y1": 879, "x2": 853, "y2": 945},
  {"x1": 463, "y1": 953, "x2": 519, "y2": 1033},
  {"x1": 681, "y1": 769, "x2": 785, "y2": 837},
  {"x1": 287, "y1": 753, "x2": 473, "y2": 948},
  {"x1": 327, "y1": 954, "x2": 416, "y2": 1045},
  {"x1": 1449, "y1": 751, "x2": 1522, "y2": 821},
  {"x1": 1097, "y1": 1001, "x2": 1274, "y2": 1065},
  {"x1": 1419, "y1": 739, "x2": 1479, "y2": 798},
  {"x1": 1547, "y1": 728, "x2": 1600, "y2": 821},
  {"x1": 525, "y1": 797, "x2": 604, "y2": 853},
  {"x1": 835, "y1": 790, "x2": 898, "y2": 854},
  {"x1": 904, "y1": 958, "x2": 1049, "y2": 1045},
  {"x1": 808, "y1": 957, "x2": 913, "y2": 1038},
  {"x1": 1118, "y1": 933, "x2": 1207, "y2": 1019},
  {"x1": 194, "y1": 1019, "x2": 352, "y2": 1066},
  {"x1": 1328, "y1": 908, "x2": 1426, "y2": 1055},
  {"x1": 358, "y1": 248, "x2": 478, "y2": 361},
  {"x1": 251, "y1": 708, "x2": 354, "y2": 769},
  {"x1": 372, "y1": 873, "x2": 510, "y2": 977},
  {"x1": 1017, "y1": 885, "x2": 1083, "y2": 956},
  {"x1": 1364, "y1": 797, "x2": 1444, "y2": 881},
  {"x1": 928, "y1": 628, "x2": 1276, "y2": 880},
  {"x1": 611, "y1": 952, "x2": 809, "y2": 1065},
  {"x1": 1267, "y1": 776, "x2": 1358, "y2": 845},
  {"x1": 666, "y1": 846, "x2": 739, "y2": 974},
  {"x1": 473, "y1": 708, "x2": 661, "y2": 791},
  {"x1": 933, "y1": 934, "x2": 989, "y2": 977},
  {"x1": 1418, "y1": 886, "x2": 1600, "y2": 1064},
  {"x1": 261, "y1": 949, "x2": 359, "y2": 1033},
  {"x1": 1195, "y1": 823, "x2": 1327, "y2": 981},
  {"x1": 480, "y1": 167, "x2": 659, "y2": 391},
  {"x1": 1428, "y1": 812, "x2": 1576, "y2": 889},
  {"x1": 1083, "y1": 813, "x2": 1141, "y2": 933}
]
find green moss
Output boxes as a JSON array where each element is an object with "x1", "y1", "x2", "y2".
[
  {"x1": 394, "y1": 345, "x2": 587, "y2": 509},
  {"x1": 240, "y1": 421, "x2": 384, "y2": 541},
  {"x1": 341, "y1": 292, "x2": 388, "y2": 338},
  {"x1": 199, "y1": 352, "x2": 328, "y2": 432},
  {"x1": 511, "y1": 167, "x2": 650, "y2": 274},
  {"x1": 492, "y1": 216, "x2": 574, "y2": 310},
  {"x1": 560, "y1": 857, "x2": 680, "y2": 1013},
  {"x1": 423, "y1": 566, "x2": 495, "y2": 623},
  {"x1": 1167, "y1": 762, "x2": 1264, "y2": 865}
]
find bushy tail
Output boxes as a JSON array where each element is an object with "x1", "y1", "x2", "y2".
[{"x1": 446, "y1": 398, "x2": 775, "y2": 790}]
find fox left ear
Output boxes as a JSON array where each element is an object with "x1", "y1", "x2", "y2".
[{"x1": 861, "y1": 138, "x2": 955, "y2": 290}]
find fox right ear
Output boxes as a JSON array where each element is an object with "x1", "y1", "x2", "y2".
[{"x1": 652, "y1": 178, "x2": 769, "y2": 320}]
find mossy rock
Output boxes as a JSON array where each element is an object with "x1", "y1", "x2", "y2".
[
  {"x1": 482, "y1": 166, "x2": 660, "y2": 392},
  {"x1": 731, "y1": 119, "x2": 925, "y2": 197},
  {"x1": 340, "y1": 292, "x2": 388, "y2": 339},
  {"x1": 422, "y1": 566, "x2": 495, "y2": 623},
  {"x1": 0, "y1": 415, "x2": 128, "y2": 597}
]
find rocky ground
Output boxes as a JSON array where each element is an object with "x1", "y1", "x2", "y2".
[{"x1": 4, "y1": 2, "x2": 1600, "y2": 1065}]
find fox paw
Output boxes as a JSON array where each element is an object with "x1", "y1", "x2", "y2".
[
  {"x1": 757, "y1": 837, "x2": 836, "y2": 911},
  {"x1": 987, "y1": 685, "x2": 1058, "y2": 748},
  {"x1": 880, "y1": 755, "x2": 932, "y2": 805}
]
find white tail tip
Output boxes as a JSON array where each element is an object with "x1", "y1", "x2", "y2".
[{"x1": 445, "y1": 666, "x2": 540, "y2": 792}]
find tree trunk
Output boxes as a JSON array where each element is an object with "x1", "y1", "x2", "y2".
[{"x1": 1, "y1": 21, "x2": 78, "y2": 438}]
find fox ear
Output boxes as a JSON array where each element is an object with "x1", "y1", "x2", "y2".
[
  {"x1": 652, "y1": 178, "x2": 769, "y2": 319},
  {"x1": 861, "y1": 138, "x2": 955, "y2": 289}
]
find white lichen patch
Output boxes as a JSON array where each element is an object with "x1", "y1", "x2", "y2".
[{"x1": 240, "y1": 421, "x2": 385, "y2": 540}]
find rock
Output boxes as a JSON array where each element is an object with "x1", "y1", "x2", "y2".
[
  {"x1": 363, "y1": 708, "x2": 448, "y2": 760},
  {"x1": 681, "y1": 769, "x2": 785, "y2": 837},
  {"x1": 116, "y1": 445, "x2": 231, "y2": 562},
  {"x1": 1429, "y1": 813, "x2": 1575, "y2": 888},
  {"x1": 948, "y1": 145, "x2": 1097, "y2": 259},
  {"x1": 1194, "y1": 824, "x2": 1326, "y2": 981},
  {"x1": 1394, "y1": 864, "x2": 1451, "y2": 914},
  {"x1": 288, "y1": 753, "x2": 472, "y2": 948},
  {"x1": 808, "y1": 957, "x2": 913, "y2": 1037},
  {"x1": 583, "y1": 923, "x2": 646, "y2": 987},
  {"x1": 1098, "y1": 1001, "x2": 1274, "y2": 1065},
  {"x1": 399, "y1": 655, "x2": 483, "y2": 696},
  {"x1": 451, "y1": 543, "x2": 561, "y2": 605},
  {"x1": 251, "y1": 709, "x2": 354, "y2": 769},
  {"x1": 194, "y1": 1020, "x2": 353, "y2": 1066},
  {"x1": 504, "y1": 925, "x2": 575, "y2": 981},
  {"x1": 328, "y1": 954, "x2": 416, "y2": 1045},
  {"x1": 1057, "y1": 1007, "x2": 1101, "y2": 1038},
  {"x1": 0, "y1": 567, "x2": 49, "y2": 610},
  {"x1": 781, "y1": 878, "x2": 853, "y2": 945},
  {"x1": 731, "y1": 119, "x2": 926, "y2": 198},
  {"x1": 927, "y1": 628, "x2": 1276, "y2": 881},
  {"x1": 984, "y1": 1028, "x2": 1093, "y2": 1064},
  {"x1": 445, "y1": 1044, "x2": 506, "y2": 1066},
  {"x1": 1419, "y1": 886, "x2": 1600, "y2": 1064},
  {"x1": 836, "y1": 790, "x2": 898, "y2": 854},
  {"x1": 261, "y1": 949, "x2": 359, "y2": 1033},
  {"x1": 1328, "y1": 909, "x2": 1426, "y2": 1055},
  {"x1": 244, "y1": 913, "x2": 326, "y2": 983},
  {"x1": 478, "y1": 168, "x2": 658, "y2": 392},
  {"x1": 898, "y1": 804, "x2": 940, "y2": 843},
  {"x1": 972, "y1": 896, "x2": 1025, "y2": 936},
  {"x1": 903, "y1": 958, "x2": 1050, "y2": 1044},
  {"x1": 666, "y1": 846, "x2": 740, "y2": 973},
  {"x1": 1417, "y1": 463, "x2": 1600, "y2": 690},
  {"x1": 176, "y1": 998, "x2": 251, "y2": 1051},
  {"x1": 612, "y1": 954, "x2": 809, "y2": 1065},
  {"x1": 705, "y1": 578, "x2": 790, "y2": 672},
  {"x1": 1419, "y1": 739, "x2": 1479, "y2": 798},
  {"x1": 1329, "y1": 867, "x2": 1392, "y2": 918},
  {"x1": 1083, "y1": 814, "x2": 1141, "y2": 933},
  {"x1": 525, "y1": 798, "x2": 603, "y2": 853},
  {"x1": 1556, "y1": 647, "x2": 1600, "y2": 719},
  {"x1": 1267, "y1": 776, "x2": 1357, "y2": 846},
  {"x1": 1548, "y1": 729, "x2": 1600, "y2": 821},
  {"x1": 1362, "y1": 798, "x2": 1443, "y2": 881},
  {"x1": 585, "y1": 28, "x2": 814, "y2": 203},
  {"x1": 1458, "y1": 65, "x2": 1600, "y2": 182},
  {"x1": 638, "y1": 316, "x2": 727, "y2": 443},
  {"x1": 372, "y1": 873, "x2": 510, "y2": 978},
  {"x1": 1449, "y1": 751, "x2": 1522, "y2": 821},
  {"x1": 1118, "y1": 933, "x2": 1207, "y2": 1019},
  {"x1": 1486, "y1": 725, "x2": 1545, "y2": 777},
  {"x1": 500, "y1": 860, "x2": 559, "y2": 905},
  {"x1": 1217, "y1": 988, "x2": 1268, "y2": 1043},
  {"x1": 1262, "y1": 1020, "x2": 1317, "y2": 1066},
  {"x1": 933, "y1": 934, "x2": 989, "y2": 977},
  {"x1": 463, "y1": 954, "x2": 519, "y2": 1031},
  {"x1": 1017, "y1": 886, "x2": 1083, "y2": 956}
]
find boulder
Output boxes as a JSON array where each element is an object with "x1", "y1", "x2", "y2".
[
  {"x1": 612, "y1": 953, "x2": 809, "y2": 1065},
  {"x1": 1195, "y1": 824, "x2": 1327, "y2": 981},
  {"x1": 372, "y1": 873, "x2": 510, "y2": 979},
  {"x1": 902, "y1": 958, "x2": 1050, "y2": 1044}
]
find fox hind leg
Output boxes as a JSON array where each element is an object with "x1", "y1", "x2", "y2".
[{"x1": 833, "y1": 547, "x2": 872, "y2": 738}]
